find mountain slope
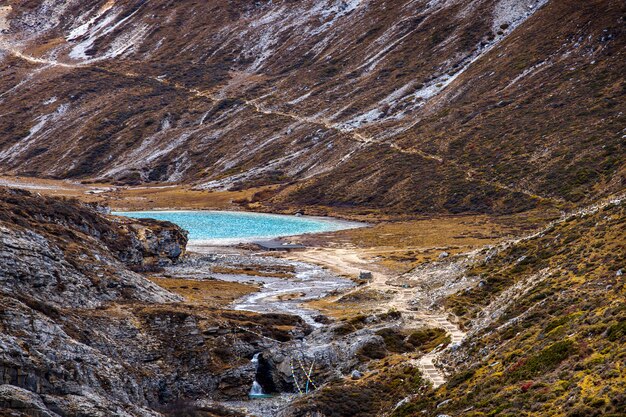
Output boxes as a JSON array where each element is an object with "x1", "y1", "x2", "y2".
[
  {"x1": 0, "y1": 0, "x2": 623, "y2": 214},
  {"x1": 391, "y1": 196, "x2": 626, "y2": 416},
  {"x1": 276, "y1": 196, "x2": 625, "y2": 417}
]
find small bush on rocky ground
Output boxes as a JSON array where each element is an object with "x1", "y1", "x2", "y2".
[
  {"x1": 289, "y1": 365, "x2": 427, "y2": 417},
  {"x1": 160, "y1": 400, "x2": 245, "y2": 417}
]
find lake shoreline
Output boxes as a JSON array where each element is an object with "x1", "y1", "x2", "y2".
[{"x1": 113, "y1": 209, "x2": 368, "y2": 245}]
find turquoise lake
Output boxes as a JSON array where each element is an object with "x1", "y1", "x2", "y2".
[{"x1": 113, "y1": 210, "x2": 363, "y2": 243}]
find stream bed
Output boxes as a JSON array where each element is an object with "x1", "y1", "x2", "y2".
[
  {"x1": 164, "y1": 247, "x2": 357, "y2": 415},
  {"x1": 168, "y1": 247, "x2": 355, "y2": 326}
]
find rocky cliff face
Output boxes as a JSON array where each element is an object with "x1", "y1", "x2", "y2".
[
  {"x1": 0, "y1": 187, "x2": 187, "y2": 307},
  {"x1": 0, "y1": 188, "x2": 309, "y2": 416},
  {"x1": 0, "y1": 0, "x2": 623, "y2": 214}
]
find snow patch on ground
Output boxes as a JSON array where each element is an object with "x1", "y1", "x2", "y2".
[
  {"x1": 381, "y1": 82, "x2": 416, "y2": 106},
  {"x1": 67, "y1": 1, "x2": 114, "y2": 40},
  {"x1": 0, "y1": 103, "x2": 69, "y2": 162},
  {"x1": 247, "y1": 29, "x2": 279, "y2": 72},
  {"x1": 357, "y1": 26, "x2": 413, "y2": 73},
  {"x1": 336, "y1": 108, "x2": 383, "y2": 131},
  {"x1": 149, "y1": 134, "x2": 191, "y2": 164},
  {"x1": 287, "y1": 91, "x2": 312, "y2": 105},
  {"x1": 311, "y1": 0, "x2": 364, "y2": 35},
  {"x1": 197, "y1": 149, "x2": 305, "y2": 191},
  {"x1": 492, "y1": 0, "x2": 548, "y2": 33},
  {"x1": 320, "y1": 0, "x2": 362, "y2": 19},
  {"x1": 68, "y1": 12, "x2": 118, "y2": 59},
  {"x1": 167, "y1": 152, "x2": 191, "y2": 183},
  {"x1": 0, "y1": 5, "x2": 12, "y2": 32},
  {"x1": 67, "y1": 3, "x2": 146, "y2": 61},
  {"x1": 331, "y1": 0, "x2": 550, "y2": 132},
  {"x1": 240, "y1": 0, "x2": 368, "y2": 72},
  {"x1": 98, "y1": 23, "x2": 149, "y2": 60},
  {"x1": 160, "y1": 117, "x2": 172, "y2": 132},
  {"x1": 504, "y1": 59, "x2": 548, "y2": 89},
  {"x1": 9, "y1": 0, "x2": 74, "y2": 36}
]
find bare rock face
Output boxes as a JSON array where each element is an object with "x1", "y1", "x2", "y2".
[
  {"x1": 256, "y1": 324, "x2": 394, "y2": 395},
  {"x1": 116, "y1": 218, "x2": 189, "y2": 271},
  {"x1": 0, "y1": 188, "x2": 309, "y2": 416},
  {"x1": 0, "y1": 188, "x2": 186, "y2": 307},
  {"x1": 0, "y1": 384, "x2": 59, "y2": 417}
]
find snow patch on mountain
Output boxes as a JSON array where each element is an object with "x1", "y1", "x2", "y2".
[
  {"x1": 331, "y1": 0, "x2": 550, "y2": 131},
  {"x1": 492, "y1": 0, "x2": 548, "y2": 33},
  {"x1": 337, "y1": 109, "x2": 383, "y2": 131},
  {"x1": 504, "y1": 59, "x2": 549, "y2": 90},
  {"x1": 67, "y1": 1, "x2": 115, "y2": 41},
  {"x1": 9, "y1": 0, "x2": 75, "y2": 36},
  {"x1": 0, "y1": 5, "x2": 11, "y2": 32},
  {"x1": 311, "y1": 0, "x2": 364, "y2": 35},
  {"x1": 0, "y1": 103, "x2": 69, "y2": 162},
  {"x1": 287, "y1": 91, "x2": 313, "y2": 105},
  {"x1": 68, "y1": 4, "x2": 146, "y2": 61}
]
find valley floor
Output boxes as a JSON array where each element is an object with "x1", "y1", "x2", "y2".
[
  {"x1": 8, "y1": 177, "x2": 619, "y2": 417},
  {"x1": 129, "y1": 197, "x2": 557, "y2": 415}
]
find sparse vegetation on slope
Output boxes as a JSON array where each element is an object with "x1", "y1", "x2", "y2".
[
  {"x1": 0, "y1": 0, "x2": 622, "y2": 215},
  {"x1": 392, "y1": 198, "x2": 625, "y2": 417}
]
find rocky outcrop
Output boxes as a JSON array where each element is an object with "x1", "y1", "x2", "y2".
[
  {"x1": 0, "y1": 385, "x2": 59, "y2": 417},
  {"x1": 254, "y1": 313, "x2": 417, "y2": 395},
  {"x1": 0, "y1": 224, "x2": 180, "y2": 308},
  {"x1": 0, "y1": 188, "x2": 310, "y2": 416},
  {"x1": 115, "y1": 218, "x2": 188, "y2": 271},
  {"x1": 0, "y1": 188, "x2": 186, "y2": 307},
  {"x1": 0, "y1": 188, "x2": 188, "y2": 270}
]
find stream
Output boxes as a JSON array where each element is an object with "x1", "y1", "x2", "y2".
[
  {"x1": 230, "y1": 259, "x2": 354, "y2": 327},
  {"x1": 166, "y1": 245, "x2": 467, "y2": 416},
  {"x1": 168, "y1": 246, "x2": 355, "y2": 326},
  {"x1": 165, "y1": 246, "x2": 356, "y2": 416},
  {"x1": 118, "y1": 209, "x2": 361, "y2": 325}
]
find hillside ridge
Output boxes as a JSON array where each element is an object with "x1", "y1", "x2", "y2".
[{"x1": 0, "y1": 0, "x2": 623, "y2": 214}]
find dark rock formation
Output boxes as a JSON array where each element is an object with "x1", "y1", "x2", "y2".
[
  {"x1": 0, "y1": 188, "x2": 307, "y2": 416},
  {"x1": 0, "y1": 187, "x2": 186, "y2": 307}
]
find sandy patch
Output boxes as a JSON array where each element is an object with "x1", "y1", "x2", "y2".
[{"x1": 0, "y1": 6, "x2": 11, "y2": 32}]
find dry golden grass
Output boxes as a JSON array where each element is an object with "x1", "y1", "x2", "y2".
[
  {"x1": 0, "y1": 176, "x2": 279, "y2": 211},
  {"x1": 212, "y1": 265, "x2": 295, "y2": 279},
  {"x1": 106, "y1": 185, "x2": 279, "y2": 211},
  {"x1": 306, "y1": 298, "x2": 367, "y2": 320},
  {"x1": 148, "y1": 277, "x2": 257, "y2": 307},
  {"x1": 299, "y1": 210, "x2": 556, "y2": 273},
  {"x1": 306, "y1": 289, "x2": 398, "y2": 320},
  {"x1": 304, "y1": 210, "x2": 559, "y2": 318},
  {"x1": 27, "y1": 37, "x2": 66, "y2": 56}
]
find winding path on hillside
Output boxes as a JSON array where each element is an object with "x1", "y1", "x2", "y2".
[
  {"x1": 0, "y1": 43, "x2": 560, "y2": 205},
  {"x1": 414, "y1": 315, "x2": 465, "y2": 387},
  {"x1": 0, "y1": 34, "x2": 469, "y2": 377},
  {"x1": 286, "y1": 246, "x2": 466, "y2": 387}
]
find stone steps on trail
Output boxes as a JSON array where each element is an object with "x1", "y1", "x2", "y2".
[
  {"x1": 417, "y1": 355, "x2": 446, "y2": 388},
  {"x1": 408, "y1": 314, "x2": 467, "y2": 388}
]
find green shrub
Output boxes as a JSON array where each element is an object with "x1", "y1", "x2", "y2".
[
  {"x1": 447, "y1": 368, "x2": 476, "y2": 389},
  {"x1": 607, "y1": 320, "x2": 626, "y2": 341},
  {"x1": 509, "y1": 340, "x2": 576, "y2": 381},
  {"x1": 407, "y1": 327, "x2": 448, "y2": 352}
]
